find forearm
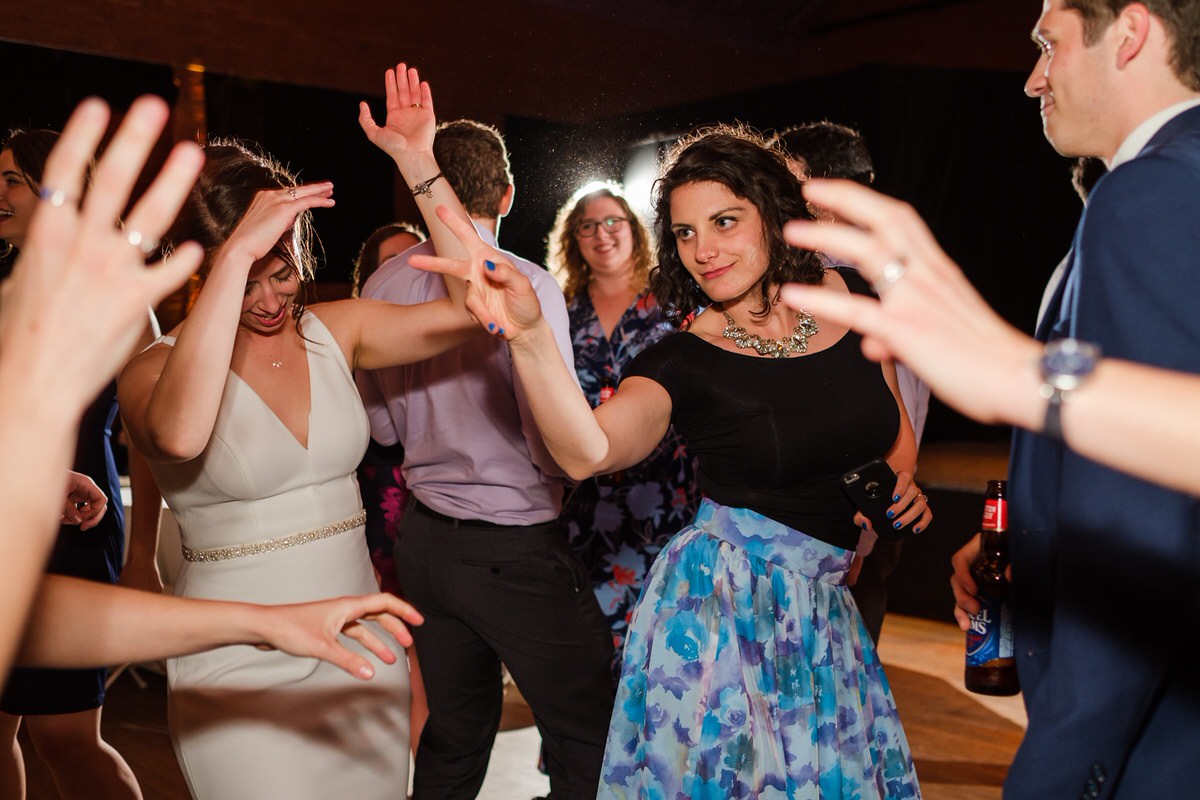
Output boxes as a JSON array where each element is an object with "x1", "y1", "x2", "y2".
[
  {"x1": 123, "y1": 446, "x2": 164, "y2": 590},
  {"x1": 389, "y1": 151, "x2": 473, "y2": 303},
  {"x1": 509, "y1": 322, "x2": 610, "y2": 479},
  {"x1": 1030, "y1": 359, "x2": 1200, "y2": 497},
  {"x1": 18, "y1": 575, "x2": 271, "y2": 667},
  {"x1": 881, "y1": 359, "x2": 918, "y2": 475},
  {"x1": 140, "y1": 253, "x2": 246, "y2": 459}
]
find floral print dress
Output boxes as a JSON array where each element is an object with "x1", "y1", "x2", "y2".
[{"x1": 562, "y1": 290, "x2": 701, "y2": 681}]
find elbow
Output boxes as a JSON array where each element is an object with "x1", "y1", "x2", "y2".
[
  {"x1": 565, "y1": 463, "x2": 597, "y2": 482},
  {"x1": 564, "y1": 443, "x2": 611, "y2": 482},
  {"x1": 145, "y1": 429, "x2": 206, "y2": 463}
]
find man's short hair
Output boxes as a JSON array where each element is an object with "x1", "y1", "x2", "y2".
[
  {"x1": 432, "y1": 120, "x2": 514, "y2": 219},
  {"x1": 1065, "y1": 0, "x2": 1200, "y2": 91},
  {"x1": 773, "y1": 121, "x2": 875, "y2": 185}
]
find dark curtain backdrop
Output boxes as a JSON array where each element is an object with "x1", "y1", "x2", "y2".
[{"x1": 4, "y1": 40, "x2": 1081, "y2": 442}]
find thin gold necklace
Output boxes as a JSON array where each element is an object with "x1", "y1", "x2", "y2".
[{"x1": 720, "y1": 307, "x2": 819, "y2": 358}]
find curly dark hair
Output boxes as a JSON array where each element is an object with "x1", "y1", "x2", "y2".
[
  {"x1": 167, "y1": 138, "x2": 320, "y2": 324},
  {"x1": 546, "y1": 183, "x2": 653, "y2": 303},
  {"x1": 650, "y1": 124, "x2": 824, "y2": 327}
]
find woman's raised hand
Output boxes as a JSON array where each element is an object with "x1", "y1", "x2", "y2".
[
  {"x1": 0, "y1": 96, "x2": 204, "y2": 405},
  {"x1": 358, "y1": 62, "x2": 437, "y2": 160},
  {"x1": 219, "y1": 183, "x2": 335, "y2": 268},
  {"x1": 409, "y1": 205, "x2": 545, "y2": 339}
]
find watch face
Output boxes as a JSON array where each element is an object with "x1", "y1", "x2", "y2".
[{"x1": 1042, "y1": 339, "x2": 1100, "y2": 390}]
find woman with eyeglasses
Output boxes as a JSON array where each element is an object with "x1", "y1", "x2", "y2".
[{"x1": 546, "y1": 184, "x2": 699, "y2": 681}]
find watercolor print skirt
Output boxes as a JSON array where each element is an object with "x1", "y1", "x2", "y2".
[{"x1": 599, "y1": 498, "x2": 920, "y2": 799}]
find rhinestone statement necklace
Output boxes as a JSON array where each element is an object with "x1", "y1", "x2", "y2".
[{"x1": 721, "y1": 308, "x2": 819, "y2": 358}]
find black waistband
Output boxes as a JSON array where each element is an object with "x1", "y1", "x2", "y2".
[{"x1": 411, "y1": 498, "x2": 554, "y2": 531}]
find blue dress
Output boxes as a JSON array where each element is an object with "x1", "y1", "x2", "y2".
[
  {"x1": 1, "y1": 382, "x2": 125, "y2": 715},
  {"x1": 600, "y1": 272, "x2": 920, "y2": 799},
  {"x1": 561, "y1": 291, "x2": 700, "y2": 680}
]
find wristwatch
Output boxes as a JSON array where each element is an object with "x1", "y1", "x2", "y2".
[{"x1": 1038, "y1": 338, "x2": 1101, "y2": 441}]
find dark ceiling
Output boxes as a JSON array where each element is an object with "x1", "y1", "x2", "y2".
[{"x1": 6, "y1": 0, "x2": 1038, "y2": 124}]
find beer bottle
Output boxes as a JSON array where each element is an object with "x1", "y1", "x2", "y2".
[
  {"x1": 964, "y1": 479, "x2": 1020, "y2": 695},
  {"x1": 595, "y1": 376, "x2": 623, "y2": 487}
]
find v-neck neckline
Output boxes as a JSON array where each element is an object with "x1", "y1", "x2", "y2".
[{"x1": 229, "y1": 337, "x2": 313, "y2": 451}]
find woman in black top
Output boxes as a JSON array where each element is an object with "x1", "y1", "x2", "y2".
[{"x1": 414, "y1": 124, "x2": 930, "y2": 799}]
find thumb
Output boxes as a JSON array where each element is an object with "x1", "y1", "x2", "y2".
[{"x1": 357, "y1": 101, "x2": 379, "y2": 137}]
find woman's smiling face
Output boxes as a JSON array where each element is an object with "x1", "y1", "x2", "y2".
[{"x1": 0, "y1": 149, "x2": 40, "y2": 250}]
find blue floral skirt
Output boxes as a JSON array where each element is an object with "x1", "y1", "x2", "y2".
[{"x1": 600, "y1": 499, "x2": 920, "y2": 799}]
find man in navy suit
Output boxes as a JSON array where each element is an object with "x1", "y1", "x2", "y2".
[{"x1": 947, "y1": 1, "x2": 1200, "y2": 797}]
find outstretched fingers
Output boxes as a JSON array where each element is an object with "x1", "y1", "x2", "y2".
[
  {"x1": 780, "y1": 284, "x2": 892, "y2": 358},
  {"x1": 81, "y1": 96, "x2": 172, "y2": 229},
  {"x1": 38, "y1": 98, "x2": 109, "y2": 210}
]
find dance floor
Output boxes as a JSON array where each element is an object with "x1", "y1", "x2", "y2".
[{"x1": 19, "y1": 614, "x2": 1024, "y2": 799}]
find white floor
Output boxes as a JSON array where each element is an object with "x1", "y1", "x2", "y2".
[{"x1": 479, "y1": 727, "x2": 550, "y2": 799}]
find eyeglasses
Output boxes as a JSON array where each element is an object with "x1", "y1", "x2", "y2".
[{"x1": 574, "y1": 216, "x2": 629, "y2": 238}]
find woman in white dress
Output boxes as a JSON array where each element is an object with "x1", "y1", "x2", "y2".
[{"x1": 118, "y1": 65, "x2": 474, "y2": 799}]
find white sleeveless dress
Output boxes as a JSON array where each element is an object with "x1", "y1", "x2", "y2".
[{"x1": 149, "y1": 312, "x2": 409, "y2": 800}]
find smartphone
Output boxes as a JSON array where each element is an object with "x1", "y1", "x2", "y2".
[{"x1": 840, "y1": 458, "x2": 910, "y2": 542}]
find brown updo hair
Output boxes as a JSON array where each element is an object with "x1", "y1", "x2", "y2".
[{"x1": 167, "y1": 138, "x2": 319, "y2": 320}]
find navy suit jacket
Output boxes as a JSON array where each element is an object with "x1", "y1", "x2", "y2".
[{"x1": 1006, "y1": 105, "x2": 1200, "y2": 799}]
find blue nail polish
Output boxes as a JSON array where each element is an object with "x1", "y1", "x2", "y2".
[
  {"x1": 860, "y1": 521, "x2": 868, "y2": 530},
  {"x1": 894, "y1": 521, "x2": 903, "y2": 529},
  {"x1": 913, "y1": 526, "x2": 922, "y2": 534},
  {"x1": 485, "y1": 260, "x2": 496, "y2": 271},
  {"x1": 892, "y1": 494, "x2": 901, "y2": 502},
  {"x1": 497, "y1": 328, "x2": 505, "y2": 336},
  {"x1": 886, "y1": 509, "x2": 895, "y2": 519},
  {"x1": 487, "y1": 322, "x2": 495, "y2": 331}
]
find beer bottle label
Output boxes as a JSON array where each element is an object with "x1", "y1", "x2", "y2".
[
  {"x1": 982, "y1": 497, "x2": 1007, "y2": 531},
  {"x1": 965, "y1": 591, "x2": 1014, "y2": 666}
]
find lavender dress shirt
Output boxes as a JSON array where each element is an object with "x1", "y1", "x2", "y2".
[{"x1": 357, "y1": 223, "x2": 578, "y2": 525}]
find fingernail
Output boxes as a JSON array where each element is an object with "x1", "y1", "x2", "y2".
[
  {"x1": 358, "y1": 665, "x2": 374, "y2": 680},
  {"x1": 893, "y1": 521, "x2": 902, "y2": 529},
  {"x1": 913, "y1": 526, "x2": 922, "y2": 534},
  {"x1": 886, "y1": 509, "x2": 895, "y2": 519},
  {"x1": 497, "y1": 328, "x2": 505, "y2": 336},
  {"x1": 487, "y1": 322, "x2": 495, "y2": 331},
  {"x1": 892, "y1": 494, "x2": 901, "y2": 502},
  {"x1": 860, "y1": 521, "x2": 868, "y2": 529},
  {"x1": 485, "y1": 260, "x2": 496, "y2": 271}
]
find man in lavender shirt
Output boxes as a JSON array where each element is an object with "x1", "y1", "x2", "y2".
[{"x1": 358, "y1": 120, "x2": 613, "y2": 800}]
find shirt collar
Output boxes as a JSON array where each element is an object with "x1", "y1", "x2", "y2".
[
  {"x1": 1109, "y1": 98, "x2": 1200, "y2": 170},
  {"x1": 471, "y1": 219, "x2": 498, "y2": 248}
]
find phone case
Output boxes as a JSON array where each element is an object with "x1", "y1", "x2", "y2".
[{"x1": 840, "y1": 458, "x2": 911, "y2": 542}]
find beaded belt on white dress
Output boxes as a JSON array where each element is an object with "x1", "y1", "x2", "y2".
[{"x1": 181, "y1": 509, "x2": 367, "y2": 563}]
